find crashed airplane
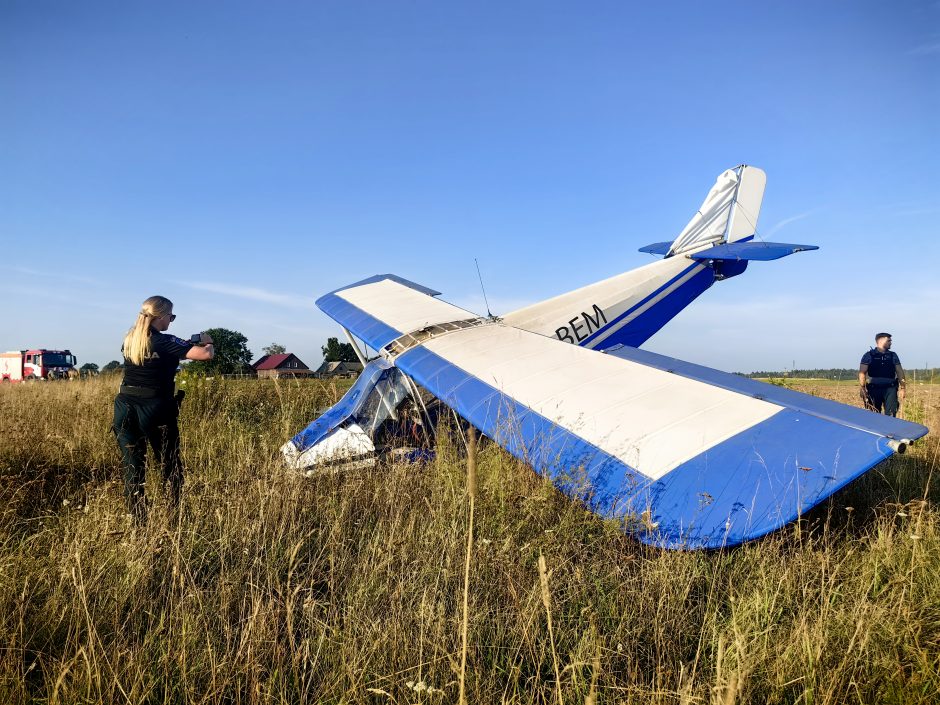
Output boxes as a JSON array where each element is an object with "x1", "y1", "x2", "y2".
[{"x1": 282, "y1": 165, "x2": 929, "y2": 549}]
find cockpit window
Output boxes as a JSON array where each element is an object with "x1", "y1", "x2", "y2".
[{"x1": 355, "y1": 368, "x2": 410, "y2": 436}]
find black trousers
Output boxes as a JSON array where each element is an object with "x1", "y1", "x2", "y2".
[
  {"x1": 867, "y1": 383, "x2": 899, "y2": 417},
  {"x1": 113, "y1": 393, "x2": 184, "y2": 517}
]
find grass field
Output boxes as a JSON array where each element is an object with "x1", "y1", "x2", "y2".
[{"x1": 1, "y1": 376, "x2": 938, "y2": 704}]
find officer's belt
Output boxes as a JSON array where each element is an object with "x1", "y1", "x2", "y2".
[
  {"x1": 120, "y1": 385, "x2": 172, "y2": 399},
  {"x1": 866, "y1": 377, "x2": 897, "y2": 388}
]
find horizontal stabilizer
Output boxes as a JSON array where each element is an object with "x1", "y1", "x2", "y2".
[
  {"x1": 688, "y1": 241, "x2": 818, "y2": 262},
  {"x1": 638, "y1": 241, "x2": 673, "y2": 255}
]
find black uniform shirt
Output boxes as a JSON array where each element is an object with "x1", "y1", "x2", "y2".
[{"x1": 122, "y1": 330, "x2": 192, "y2": 396}]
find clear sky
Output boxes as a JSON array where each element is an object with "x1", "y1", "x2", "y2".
[{"x1": 2, "y1": 1, "x2": 938, "y2": 373}]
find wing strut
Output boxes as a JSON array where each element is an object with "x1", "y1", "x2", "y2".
[{"x1": 342, "y1": 327, "x2": 369, "y2": 366}]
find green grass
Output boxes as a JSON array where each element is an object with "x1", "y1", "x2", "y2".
[{"x1": 1, "y1": 376, "x2": 938, "y2": 704}]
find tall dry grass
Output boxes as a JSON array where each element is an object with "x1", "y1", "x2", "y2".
[{"x1": 0, "y1": 375, "x2": 938, "y2": 704}]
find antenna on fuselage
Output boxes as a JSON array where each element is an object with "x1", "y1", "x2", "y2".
[{"x1": 474, "y1": 258, "x2": 494, "y2": 319}]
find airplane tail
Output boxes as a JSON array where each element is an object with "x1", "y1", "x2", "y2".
[
  {"x1": 669, "y1": 164, "x2": 766, "y2": 254},
  {"x1": 502, "y1": 164, "x2": 817, "y2": 351},
  {"x1": 639, "y1": 165, "x2": 767, "y2": 257}
]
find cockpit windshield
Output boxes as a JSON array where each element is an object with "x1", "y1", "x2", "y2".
[
  {"x1": 41, "y1": 353, "x2": 75, "y2": 367},
  {"x1": 355, "y1": 368, "x2": 410, "y2": 436}
]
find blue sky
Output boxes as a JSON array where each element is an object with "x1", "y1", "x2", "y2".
[{"x1": 2, "y1": 1, "x2": 938, "y2": 372}]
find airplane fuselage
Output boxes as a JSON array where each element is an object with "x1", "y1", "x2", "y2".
[{"x1": 503, "y1": 254, "x2": 720, "y2": 351}]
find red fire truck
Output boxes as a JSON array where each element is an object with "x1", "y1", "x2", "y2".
[{"x1": 0, "y1": 349, "x2": 78, "y2": 382}]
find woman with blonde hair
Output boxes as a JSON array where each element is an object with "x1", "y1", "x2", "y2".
[{"x1": 113, "y1": 295, "x2": 214, "y2": 522}]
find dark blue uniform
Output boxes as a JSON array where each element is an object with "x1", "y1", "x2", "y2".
[
  {"x1": 113, "y1": 331, "x2": 192, "y2": 519},
  {"x1": 861, "y1": 348, "x2": 901, "y2": 416}
]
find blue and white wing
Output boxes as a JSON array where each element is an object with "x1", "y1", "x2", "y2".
[
  {"x1": 316, "y1": 274, "x2": 480, "y2": 351},
  {"x1": 395, "y1": 326, "x2": 926, "y2": 549}
]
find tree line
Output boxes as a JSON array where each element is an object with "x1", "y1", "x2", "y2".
[{"x1": 90, "y1": 330, "x2": 359, "y2": 375}]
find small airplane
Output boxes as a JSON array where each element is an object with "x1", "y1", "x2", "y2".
[{"x1": 282, "y1": 165, "x2": 929, "y2": 549}]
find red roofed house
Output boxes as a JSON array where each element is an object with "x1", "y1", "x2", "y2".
[{"x1": 252, "y1": 353, "x2": 312, "y2": 379}]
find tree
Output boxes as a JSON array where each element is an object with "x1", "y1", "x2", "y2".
[
  {"x1": 321, "y1": 337, "x2": 358, "y2": 363},
  {"x1": 102, "y1": 360, "x2": 122, "y2": 374},
  {"x1": 263, "y1": 342, "x2": 286, "y2": 356},
  {"x1": 186, "y1": 328, "x2": 253, "y2": 375},
  {"x1": 80, "y1": 362, "x2": 99, "y2": 374}
]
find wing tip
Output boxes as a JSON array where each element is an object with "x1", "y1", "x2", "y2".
[{"x1": 323, "y1": 274, "x2": 442, "y2": 299}]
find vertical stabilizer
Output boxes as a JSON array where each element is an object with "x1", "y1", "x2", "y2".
[
  {"x1": 726, "y1": 166, "x2": 766, "y2": 243},
  {"x1": 501, "y1": 164, "x2": 769, "y2": 351},
  {"x1": 667, "y1": 165, "x2": 766, "y2": 256}
]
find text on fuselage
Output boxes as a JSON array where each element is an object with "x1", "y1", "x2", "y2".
[{"x1": 555, "y1": 304, "x2": 608, "y2": 344}]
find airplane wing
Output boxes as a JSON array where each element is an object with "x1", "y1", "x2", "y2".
[
  {"x1": 317, "y1": 277, "x2": 929, "y2": 549},
  {"x1": 316, "y1": 274, "x2": 480, "y2": 351}
]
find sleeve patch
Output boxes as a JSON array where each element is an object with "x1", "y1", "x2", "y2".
[{"x1": 156, "y1": 332, "x2": 193, "y2": 359}]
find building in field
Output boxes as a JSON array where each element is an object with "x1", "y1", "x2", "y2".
[
  {"x1": 252, "y1": 353, "x2": 313, "y2": 379},
  {"x1": 315, "y1": 360, "x2": 364, "y2": 378}
]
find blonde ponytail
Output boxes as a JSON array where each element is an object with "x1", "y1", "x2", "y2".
[{"x1": 123, "y1": 296, "x2": 174, "y2": 365}]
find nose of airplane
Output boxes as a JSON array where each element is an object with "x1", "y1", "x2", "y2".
[{"x1": 281, "y1": 423, "x2": 377, "y2": 473}]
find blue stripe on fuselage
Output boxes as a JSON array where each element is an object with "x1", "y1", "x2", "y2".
[
  {"x1": 579, "y1": 262, "x2": 713, "y2": 349},
  {"x1": 577, "y1": 235, "x2": 758, "y2": 350}
]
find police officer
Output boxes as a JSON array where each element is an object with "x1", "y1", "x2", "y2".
[
  {"x1": 113, "y1": 295, "x2": 214, "y2": 522},
  {"x1": 858, "y1": 332, "x2": 906, "y2": 417}
]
